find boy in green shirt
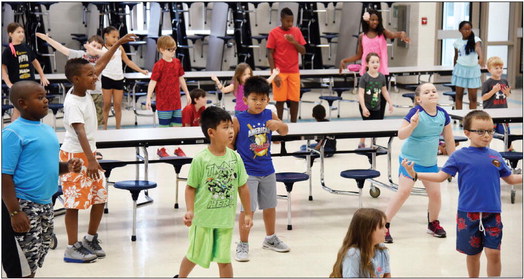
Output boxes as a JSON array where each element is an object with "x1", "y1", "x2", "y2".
[{"x1": 177, "y1": 106, "x2": 252, "y2": 278}]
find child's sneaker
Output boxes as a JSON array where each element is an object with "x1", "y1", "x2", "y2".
[
  {"x1": 262, "y1": 235, "x2": 290, "y2": 252},
  {"x1": 64, "y1": 242, "x2": 97, "y2": 263},
  {"x1": 427, "y1": 220, "x2": 447, "y2": 238},
  {"x1": 157, "y1": 147, "x2": 169, "y2": 158},
  {"x1": 234, "y1": 242, "x2": 249, "y2": 262},
  {"x1": 385, "y1": 228, "x2": 393, "y2": 243},
  {"x1": 82, "y1": 233, "x2": 106, "y2": 258},
  {"x1": 174, "y1": 147, "x2": 187, "y2": 157}
]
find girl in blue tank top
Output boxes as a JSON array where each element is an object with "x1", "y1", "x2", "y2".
[{"x1": 384, "y1": 83, "x2": 455, "y2": 244}]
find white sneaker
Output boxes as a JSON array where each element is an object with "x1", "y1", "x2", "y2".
[
  {"x1": 262, "y1": 235, "x2": 290, "y2": 252},
  {"x1": 64, "y1": 242, "x2": 97, "y2": 263},
  {"x1": 234, "y1": 242, "x2": 249, "y2": 262}
]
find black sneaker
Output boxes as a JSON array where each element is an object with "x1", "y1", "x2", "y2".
[{"x1": 427, "y1": 220, "x2": 447, "y2": 238}]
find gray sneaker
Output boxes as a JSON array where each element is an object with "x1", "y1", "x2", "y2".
[
  {"x1": 262, "y1": 235, "x2": 290, "y2": 252},
  {"x1": 64, "y1": 242, "x2": 97, "y2": 263},
  {"x1": 82, "y1": 234, "x2": 106, "y2": 258},
  {"x1": 234, "y1": 242, "x2": 249, "y2": 262}
]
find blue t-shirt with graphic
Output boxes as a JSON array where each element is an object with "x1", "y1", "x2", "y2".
[
  {"x1": 2, "y1": 118, "x2": 60, "y2": 204},
  {"x1": 400, "y1": 105, "x2": 450, "y2": 167},
  {"x1": 441, "y1": 147, "x2": 511, "y2": 213},
  {"x1": 235, "y1": 109, "x2": 275, "y2": 176}
]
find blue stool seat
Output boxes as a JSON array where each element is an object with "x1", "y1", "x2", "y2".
[
  {"x1": 332, "y1": 87, "x2": 351, "y2": 98},
  {"x1": 340, "y1": 169, "x2": 381, "y2": 207},
  {"x1": 114, "y1": 180, "x2": 157, "y2": 241},
  {"x1": 2, "y1": 104, "x2": 13, "y2": 115},
  {"x1": 355, "y1": 147, "x2": 388, "y2": 165},
  {"x1": 319, "y1": 95, "x2": 343, "y2": 119},
  {"x1": 402, "y1": 93, "x2": 416, "y2": 103},
  {"x1": 159, "y1": 156, "x2": 193, "y2": 209},
  {"x1": 443, "y1": 83, "x2": 456, "y2": 91},
  {"x1": 276, "y1": 172, "x2": 309, "y2": 230},
  {"x1": 48, "y1": 103, "x2": 64, "y2": 114}
]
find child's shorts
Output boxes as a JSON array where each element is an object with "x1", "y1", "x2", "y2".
[
  {"x1": 59, "y1": 150, "x2": 106, "y2": 209},
  {"x1": 158, "y1": 109, "x2": 182, "y2": 127},
  {"x1": 101, "y1": 76, "x2": 124, "y2": 90},
  {"x1": 186, "y1": 225, "x2": 233, "y2": 268},
  {"x1": 240, "y1": 174, "x2": 277, "y2": 211},
  {"x1": 398, "y1": 156, "x2": 439, "y2": 179},
  {"x1": 272, "y1": 73, "x2": 300, "y2": 102},
  {"x1": 456, "y1": 211, "x2": 503, "y2": 255},
  {"x1": 3, "y1": 200, "x2": 54, "y2": 276}
]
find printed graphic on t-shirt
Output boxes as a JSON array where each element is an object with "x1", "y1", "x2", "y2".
[
  {"x1": 17, "y1": 50, "x2": 31, "y2": 79},
  {"x1": 365, "y1": 81, "x2": 382, "y2": 109},
  {"x1": 205, "y1": 160, "x2": 238, "y2": 209},
  {"x1": 492, "y1": 83, "x2": 507, "y2": 105},
  {"x1": 81, "y1": 53, "x2": 98, "y2": 64},
  {"x1": 246, "y1": 123, "x2": 270, "y2": 158}
]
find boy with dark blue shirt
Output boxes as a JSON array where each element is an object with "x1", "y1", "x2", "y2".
[
  {"x1": 230, "y1": 76, "x2": 289, "y2": 262},
  {"x1": 2, "y1": 81, "x2": 81, "y2": 277},
  {"x1": 402, "y1": 110, "x2": 522, "y2": 277}
]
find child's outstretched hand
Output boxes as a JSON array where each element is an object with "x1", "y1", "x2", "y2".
[
  {"x1": 410, "y1": 109, "x2": 420, "y2": 128},
  {"x1": 211, "y1": 74, "x2": 219, "y2": 83},
  {"x1": 243, "y1": 214, "x2": 253, "y2": 229},
  {"x1": 401, "y1": 158, "x2": 416, "y2": 178},
  {"x1": 35, "y1": 32, "x2": 49, "y2": 41},
  {"x1": 67, "y1": 158, "x2": 82, "y2": 173},
  {"x1": 388, "y1": 103, "x2": 394, "y2": 114},
  {"x1": 140, "y1": 69, "x2": 149, "y2": 75},
  {"x1": 183, "y1": 211, "x2": 194, "y2": 227},
  {"x1": 400, "y1": 32, "x2": 411, "y2": 43},
  {"x1": 39, "y1": 76, "x2": 50, "y2": 87},
  {"x1": 117, "y1": 33, "x2": 138, "y2": 45}
]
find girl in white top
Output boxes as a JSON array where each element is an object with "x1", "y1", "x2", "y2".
[
  {"x1": 452, "y1": 21, "x2": 483, "y2": 110},
  {"x1": 96, "y1": 26, "x2": 148, "y2": 129}
]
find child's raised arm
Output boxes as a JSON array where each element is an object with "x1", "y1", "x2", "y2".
[
  {"x1": 384, "y1": 29, "x2": 411, "y2": 43},
  {"x1": 211, "y1": 74, "x2": 234, "y2": 93},
  {"x1": 94, "y1": 33, "x2": 137, "y2": 76},
  {"x1": 401, "y1": 159, "x2": 450, "y2": 183},
  {"x1": 36, "y1": 33, "x2": 71, "y2": 57}
]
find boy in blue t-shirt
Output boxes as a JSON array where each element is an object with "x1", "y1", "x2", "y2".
[
  {"x1": 402, "y1": 110, "x2": 522, "y2": 277},
  {"x1": 231, "y1": 76, "x2": 289, "y2": 262},
  {"x1": 2, "y1": 81, "x2": 81, "y2": 277}
]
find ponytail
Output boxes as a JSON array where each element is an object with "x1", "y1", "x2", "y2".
[{"x1": 459, "y1": 21, "x2": 476, "y2": 55}]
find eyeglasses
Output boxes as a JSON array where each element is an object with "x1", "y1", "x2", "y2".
[
  {"x1": 166, "y1": 48, "x2": 176, "y2": 52},
  {"x1": 467, "y1": 129, "x2": 495, "y2": 136}
]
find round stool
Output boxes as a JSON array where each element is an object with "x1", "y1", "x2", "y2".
[
  {"x1": 500, "y1": 151, "x2": 522, "y2": 204},
  {"x1": 98, "y1": 160, "x2": 128, "y2": 213},
  {"x1": 114, "y1": 180, "x2": 157, "y2": 241},
  {"x1": 332, "y1": 87, "x2": 351, "y2": 98},
  {"x1": 159, "y1": 156, "x2": 193, "y2": 209},
  {"x1": 293, "y1": 146, "x2": 321, "y2": 201},
  {"x1": 275, "y1": 172, "x2": 309, "y2": 230},
  {"x1": 340, "y1": 169, "x2": 381, "y2": 208},
  {"x1": 355, "y1": 147, "x2": 388, "y2": 165},
  {"x1": 48, "y1": 103, "x2": 64, "y2": 130},
  {"x1": 319, "y1": 95, "x2": 343, "y2": 119},
  {"x1": 401, "y1": 93, "x2": 416, "y2": 104}
]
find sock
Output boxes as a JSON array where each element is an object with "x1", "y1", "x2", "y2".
[
  {"x1": 85, "y1": 234, "x2": 95, "y2": 241},
  {"x1": 385, "y1": 223, "x2": 390, "y2": 229},
  {"x1": 265, "y1": 234, "x2": 275, "y2": 240},
  {"x1": 67, "y1": 245, "x2": 73, "y2": 248}
]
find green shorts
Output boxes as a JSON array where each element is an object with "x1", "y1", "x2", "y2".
[{"x1": 186, "y1": 225, "x2": 233, "y2": 268}]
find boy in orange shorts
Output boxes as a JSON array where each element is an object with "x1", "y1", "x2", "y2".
[
  {"x1": 267, "y1": 7, "x2": 306, "y2": 122},
  {"x1": 60, "y1": 34, "x2": 137, "y2": 263}
]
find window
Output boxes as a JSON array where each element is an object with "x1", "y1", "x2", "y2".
[{"x1": 441, "y1": 2, "x2": 470, "y2": 66}]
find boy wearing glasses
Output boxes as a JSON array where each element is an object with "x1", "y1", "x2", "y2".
[
  {"x1": 146, "y1": 35, "x2": 191, "y2": 127},
  {"x1": 402, "y1": 110, "x2": 522, "y2": 278}
]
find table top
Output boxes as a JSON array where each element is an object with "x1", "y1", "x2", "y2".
[
  {"x1": 56, "y1": 119, "x2": 401, "y2": 149},
  {"x1": 446, "y1": 108, "x2": 523, "y2": 124}
]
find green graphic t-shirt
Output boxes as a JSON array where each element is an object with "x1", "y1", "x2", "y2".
[{"x1": 187, "y1": 147, "x2": 248, "y2": 228}]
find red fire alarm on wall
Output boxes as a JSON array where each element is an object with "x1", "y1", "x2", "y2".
[{"x1": 421, "y1": 17, "x2": 428, "y2": 25}]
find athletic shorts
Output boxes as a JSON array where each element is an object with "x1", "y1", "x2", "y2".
[
  {"x1": 158, "y1": 109, "x2": 182, "y2": 127},
  {"x1": 398, "y1": 156, "x2": 439, "y2": 179},
  {"x1": 101, "y1": 76, "x2": 124, "y2": 90},
  {"x1": 186, "y1": 225, "x2": 233, "y2": 268},
  {"x1": 456, "y1": 211, "x2": 503, "y2": 255},
  {"x1": 240, "y1": 174, "x2": 277, "y2": 211},
  {"x1": 1, "y1": 200, "x2": 53, "y2": 277},
  {"x1": 59, "y1": 150, "x2": 107, "y2": 209},
  {"x1": 272, "y1": 73, "x2": 300, "y2": 102}
]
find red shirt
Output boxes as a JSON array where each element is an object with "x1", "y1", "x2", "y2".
[
  {"x1": 266, "y1": 26, "x2": 306, "y2": 73},
  {"x1": 182, "y1": 104, "x2": 205, "y2": 127},
  {"x1": 150, "y1": 58, "x2": 185, "y2": 111}
]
